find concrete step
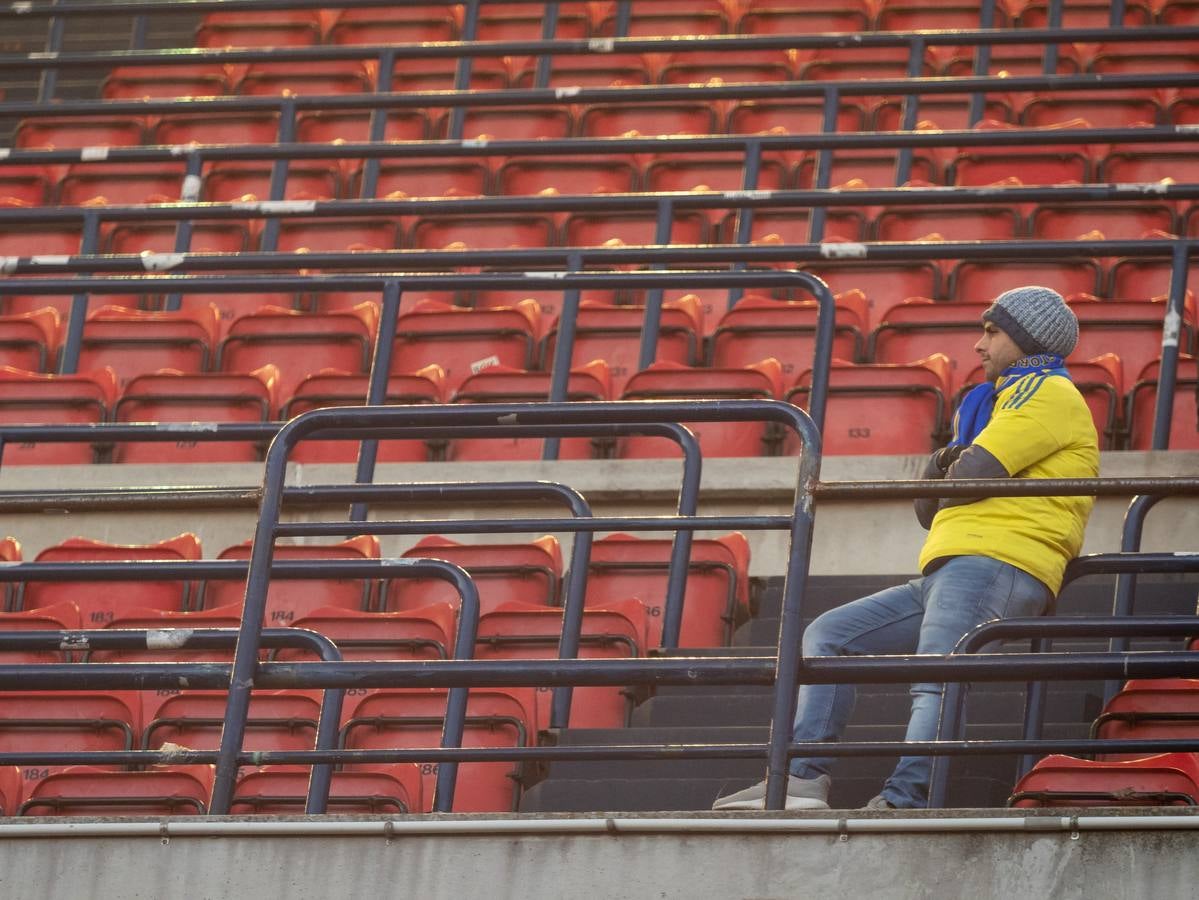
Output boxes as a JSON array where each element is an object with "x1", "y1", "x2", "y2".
[{"x1": 519, "y1": 774, "x2": 1014, "y2": 813}]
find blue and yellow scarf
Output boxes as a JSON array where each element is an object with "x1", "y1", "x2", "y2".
[{"x1": 949, "y1": 355, "x2": 1071, "y2": 447}]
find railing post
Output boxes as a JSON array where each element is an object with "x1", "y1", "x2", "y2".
[
  {"x1": 1150, "y1": 242, "x2": 1189, "y2": 449},
  {"x1": 894, "y1": 37, "x2": 926, "y2": 186},
  {"x1": 349, "y1": 278, "x2": 403, "y2": 522},
  {"x1": 57, "y1": 210, "x2": 102, "y2": 375},
  {"x1": 634, "y1": 200, "x2": 675, "y2": 371},
  {"x1": 807, "y1": 86, "x2": 841, "y2": 243}
]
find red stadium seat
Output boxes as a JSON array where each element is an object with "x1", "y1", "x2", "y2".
[
  {"x1": 77, "y1": 305, "x2": 219, "y2": 390},
  {"x1": 0, "y1": 366, "x2": 116, "y2": 465},
  {"x1": 1070, "y1": 296, "x2": 1194, "y2": 390},
  {"x1": 20, "y1": 765, "x2": 215, "y2": 816},
  {"x1": 563, "y1": 209, "x2": 712, "y2": 247},
  {"x1": 584, "y1": 532, "x2": 751, "y2": 649},
  {"x1": 448, "y1": 361, "x2": 610, "y2": 461},
  {"x1": 736, "y1": 1, "x2": 870, "y2": 35},
  {"x1": 1126, "y1": 355, "x2": 1199, "y2": 450},
  {"x1": 234, "y1": 61, "x2": 372, "y2": 97},
  {"x1": 152, "y1": 113, "x2": 282, "y2": 147},
  {"x1": 509, "y1": 53, "x2": 653, "y2": 88},
  {"x1": 0, "y1": 603, "x2": 81, "y2": 664},
  {"x1": 112, "y1": 366, "x2": 278, "y2": 464},
  {"x1": 796, "y1": 155, "x2": 938, "y2": 191},
  {"x1": 101, "y1": 65, "x2": 229, "y2": 100},
  {"x1": 22, "y1": 532, "x2": 200, "y2": 626},
  {"x1": 710, "y1": 290, "x2": 870, "y2": 377},
  {"x1": 800, "y1": 262, "x2": 945, "y2": 327},
  {"x1": 871, "y1": 97, "x2": 1014, "y2": 132},
  {"x1": 869, "y1": 299, "x2": 989, "y2": 394},
  {"x1": 475, "y1": 599, "x2": 647, "y2": 728},
  {"x1": 542, "y1": 295, "x2": 703, "y2": 395},
  {"x1": 458, "y1": 106, "x2": 574, "y2": 141},
  {"x1": 390, "y1": 300, "x2": 541, "y2": 394},
  {"x1": 327, "y1": 6, "x2": 457, "y2": 43},
  {"x1": 295, "y1": 110, "x2": 431, "y2": 147},
  {"x1": 411, "y1": 214, "x2": 556, "y2": 251},
  {"x1": 195, "y1": 9, "x2": 321, "y2": 47},
  {"x1": 0, "y1": 691, "x2": 141, "y2": 793},
  {"x1": 91, "y1": 605, "x2": 245, "y2": 663},
  {"x1": 0, "y1": 224, "x2": 82, "y2": 257},
  {"x1": 202, "y1": 163, "x2": 340, "y2": 203},
  {"x1": 579, "y1": 102, "x2": 719, "y2": 137},
  {"x1": 496, "y1": 157, "x2": 639, "y2": 197},
  {"x1": 276, "y1": 604, "x2": 458, "y2": 662},
  {"x1": 0, "y1": 308, "x2": 59, "y2": 373},
  {"x1": 646, "y1": 155, "x2": 788, "y2": 193},
  {"x1": 949, "y1": 259, "x2": 1103, "y2": 302},
  {"x1": 385, "y1": 535, "x2": 563, "y2": 617},
  {"x1": 875, "y1": 191, "x2": 1022, "y2": 242},
  {"x1": 232, "y1": 764, "x2": 424, "y2": 815},
  {"x1": 141, "y1": 690, "x2": 322, "y2": 752},
  {"x1": 1020, "y1": 92, "x2": 1164, "y2": 129},
  {"x1": 365, "y1": 158, "x2": 491, "y2": 200},
  {"x1": 595, "y1": 0, "x2": 730, "y2": 36},
  {"x1": 1091, "y1": 679, "x2": 1199, "y2": 761},
  {"x1": 784, "y1": 355, "x2": 952, "y2": 456},
  {"x1": 659, "y1": 50, "x2": 797, "y2": 85},
  {"x1": 341, "y1": 687, "x2": 538, "y2": 813},
  {"x1": 200, "y1": 535, "x2": 380, "y2": 626},
  {"x1": 616, "y1": 359, "x2": 783, "y2": 459},
  {"x1": 14, "y1": 117, "x2": 145, "y2": 150},
  {"x1": 1031, "y1": 204, "x2": 1176, "y2": 241},
  {"x1": 282, "y1": 366, "x2": 445, "y2": 464},
  {"x1": 0, "y1": 164, "x2": 52, "y2": 207},
  {"x1": 58, "y1": 163, "x2": 187, "y2": 206},
  {"x1": 275, "y1": 218, "x2": 400, "y2": 254},
  {"x1": 218, "y1": 304, "x2": 379, "y2": 402},
  {"x1": 1010, "y1": 752, "x2": 1199, "y2": 809},
  {"x1": 1101, "y1": 149, "x2": 1199, "y2": 185},
  {"x1": 1016, "y1": 1, "x2": 1152, "y2": 28},
  {"x1": 107, "y1": 221, "x2": 250, "y2": 255}
]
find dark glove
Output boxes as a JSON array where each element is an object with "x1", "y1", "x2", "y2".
[{"x1": 923, "y1": 444, "x2": 964, "y2": 479}]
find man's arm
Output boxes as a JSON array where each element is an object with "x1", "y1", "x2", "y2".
[{"x1": 915, "y1": 443, "x2": 1011, "y2": 529}]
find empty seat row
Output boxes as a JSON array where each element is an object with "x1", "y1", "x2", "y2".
[
  {"x1": 182, "y1": 2, "x2": 1196, "y2": 49},
  {"x1": 8, "y1": 143, "x2": 1199, "y2": 213},
  {"x1": 1, "y1": 288, "x2": 1189, "y2": 386},
  {"x1": 0, "y1": 530, "x2": 750, "y2": 649}
]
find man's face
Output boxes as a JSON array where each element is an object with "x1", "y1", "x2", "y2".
[{"x1": 975, "y1": 321, "x2": 1024, "y2": 381}]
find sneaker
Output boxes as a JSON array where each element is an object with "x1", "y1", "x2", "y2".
[
  {"x1": 862, "y1": 794, "x2": 896, "y2": 811},
  {"x1": 712, "y1": 774, "x2": 831, "y2": 811}
]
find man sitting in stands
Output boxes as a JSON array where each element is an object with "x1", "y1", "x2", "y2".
[{"x1": 713, "y1": 285, "x2": 1100, "y2": 811}]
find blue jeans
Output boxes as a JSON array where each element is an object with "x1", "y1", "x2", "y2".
[{"x1": 789, "y1": 555, "x2": 1051, "y2": 808}]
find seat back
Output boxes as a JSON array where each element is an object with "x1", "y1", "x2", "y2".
[
  {"x1": 583, "y1": 532, "x2": 751, "y2": 649},
  {"x1": 386, "y1": 535, "x2": 563, "y2": 616},
  {"x1": 616, "y1": 359, "x2": 783, "y2": 458},
  {"x1": 391, "y1": 300, "x2": 540, "y2": 394},
  {"x1": 785, "y1": 355, "x2": 952, "y2": 456},
  {"x1": 23, "y1": 533, "x2": 200, "y2": 625},
  {"x1": 341, "y1": 687, "x2": 538, "y2": 812},
  {"x1": 475, "y1": 599, "x2": 646, "y2": 728},
  {"x1": 20, "y1": 765, "x2": 215, "y2": 817},
  {"x1": 113, "y1": 367, "x2": 278, "y2": 464},
  {"x1": 448, "y1": 362, "x2": 609, "y2": 461},
  {"x1": 0, "y1": 367, "x2": 116, "y2": 465},
  {"x1": 283, "y1": 366, "x2": 445, "y2": 463},
  {"x1": 141, "y1": 690, "x2": 322, "y2": 752},
  {"x1": 201, "y1": 535, "x2": 380, "y2": 626},
  {"x1": 231, "y1": 764, "x2": 423, "y2": 815}
]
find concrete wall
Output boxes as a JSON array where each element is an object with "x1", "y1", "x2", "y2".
[
  {"x1": 1, "y1": 451, "x2": 1195, "y2": 577},
  {"x1": 1, "y1": 813, "x2": 1197, "y2": 900}
]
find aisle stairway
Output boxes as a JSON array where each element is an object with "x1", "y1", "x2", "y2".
[{"x1": 522, "y1": 574, "x2": 1198, "y2": 812}]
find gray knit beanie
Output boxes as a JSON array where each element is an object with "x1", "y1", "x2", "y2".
[{"x1": 981, "y1": 285, "x2": 1078, "y2": 357}]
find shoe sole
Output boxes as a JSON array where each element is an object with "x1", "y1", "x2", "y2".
[{"x1": 712, "y1": 797, "x2": 830, "y2": 812}]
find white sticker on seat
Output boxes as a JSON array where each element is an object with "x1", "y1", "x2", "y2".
[
  {"x1": 80, "y1": 146, "x2": 110, "y2": 161},
  {"x1": 141, "y1": 252, "x2": 185, "y2": 272},
  {"x1": 470, "y1": 354, "x2": 501, "y2": 374}
]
